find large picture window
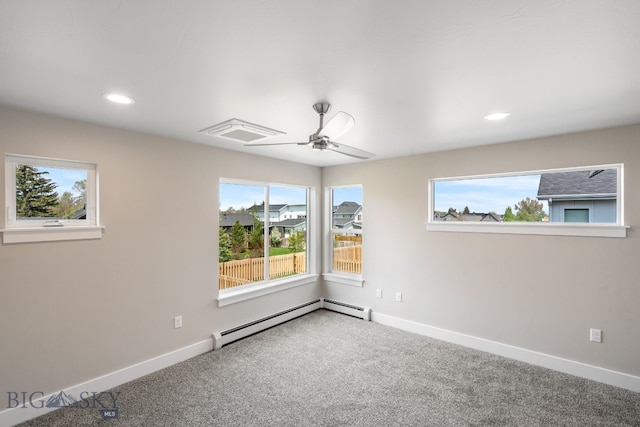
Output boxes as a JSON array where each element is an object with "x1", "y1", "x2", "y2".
[
  {"x1": 218, "y1": 180, "x2": 311, "y2": 294},
  {"x1": 428, "y1": 164, "x2": 626, "y2": 238},
  {"x1": 3, "y1": 154, "x2": 100, "y2": 243}
]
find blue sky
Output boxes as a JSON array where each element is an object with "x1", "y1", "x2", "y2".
[
  {"x1": 332, "y1": 186, "x2": 362, "y2": 205},
  {"x1": 220, "y1": 183, "x2": 308, "y2": 211},
  {"x1": 434, "y1": 174, "x2": 547, "y2": 214},
  {"x1": 39, "y1": 167, "x2": 85, "y2": 196},
  {"x1": 219, "y1": 183, "x2": 362, "y2": 211}
]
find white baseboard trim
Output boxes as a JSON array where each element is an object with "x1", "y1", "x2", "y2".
[
  {"x1": 0, "y1": 338, "x2": 213, "y2": 427},
  {"x1": 371, "y1": 312, "x2": 640, "y2": 394}
]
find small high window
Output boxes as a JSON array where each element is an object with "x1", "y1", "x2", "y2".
[{"x1": 3, "y1": 154, "x2": 100, "y2": 243}]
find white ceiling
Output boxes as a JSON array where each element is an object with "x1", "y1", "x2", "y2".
[{"x1": 1, "y1": 1, "x2": 639, "y2": 167}]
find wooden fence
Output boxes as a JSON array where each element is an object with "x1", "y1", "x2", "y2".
[
  {"x1": 219, "y1": 244, "x2": 363, "y2": 289},
  {"x1": 333, "y1": 244, "x2": 362, "y2": 274},
  {"x1": 219, "y1": 252, "x2": 307, "y2": 289}
]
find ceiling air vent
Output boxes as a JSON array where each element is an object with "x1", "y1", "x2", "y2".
[{"x1": 199, "y1": 119, "x2": 285, "y2": 143}]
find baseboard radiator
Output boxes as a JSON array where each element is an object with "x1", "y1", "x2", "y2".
[
  {"x1": 321, "y1": 298, "x2": 371, "y2": 321},
  {"x1": 212, "y1": 299, "x2": 322, "y2": 350}
]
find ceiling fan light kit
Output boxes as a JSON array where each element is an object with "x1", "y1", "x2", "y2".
[{"x1": 244, "y1": 102, "x2": 375, "y2": 160}]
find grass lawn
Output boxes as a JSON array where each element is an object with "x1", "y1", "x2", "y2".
[{"x1": 269, "y1": 247, "x2": 293, "y2": 256}]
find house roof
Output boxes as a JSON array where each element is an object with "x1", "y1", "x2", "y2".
[
  {"x1": 433, "y1": 212, "x2": 502, "y2": 222},
  {"x1": 334, "y1": 201, "x2": 361, "y2": 215},
  {"x1": 272, "y1": 218, "x2": 306, "y2": 228},
  {"x1": 250, "y1": 203, "x2": 287, "y2": 213},
  {"x1": 219, "y1": 213, "x2": 255, "y2": 227},
  {"x1": 537, "y1": 169, "x2": 617, "y2": 200},
  {"x1": 333, "y1": 218, "x2": 355, "y2": 227}
]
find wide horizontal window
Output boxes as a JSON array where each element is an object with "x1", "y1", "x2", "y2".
[
  {"x1": 428, "y1": 164, "x2": 626, "y2": 238},
  {"x1": 2, "y1": 154, "x2": 101, "y2": 243}
]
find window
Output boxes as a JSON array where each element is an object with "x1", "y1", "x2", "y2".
[
  {"x1": 428, "y1": 164, "x2": 626, "y2": 238},
  {"x1": 564, "y1": 209, "x2": 589, "y2": 223},
  {"x1": 218, "y1": 179, "x2": 315, "y2": 304},
  {"x1": 3, "y1": 154, "x2": 101, "y2": 243},
  {"x1": 323, "y1": 185, "x2": 364, "y2": 286}
]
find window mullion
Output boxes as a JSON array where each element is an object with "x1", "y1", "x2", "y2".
[{"x1": 264, "y1": 185, "x2": 270, "y2": 282}]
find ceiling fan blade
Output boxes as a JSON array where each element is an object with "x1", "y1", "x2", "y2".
[
  {"x1": 244, "y1": 141, "x2": 310, "y2": 147},
  {"x1": 318, "y1": 111, "x2": 355, "y2": 140},
  {"x1": 327, "y1": 142, "x2": 375, "y2": 160}
]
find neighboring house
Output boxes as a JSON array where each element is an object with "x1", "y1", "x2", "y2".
[
  {"x1": 251, "y1": 203, "x2": 286, "y2": 222},
  {"x1": 72, "y1": 206, "x2": 86, "y2": 220},
  {"x1": 537, "y1": 169, "x2": 617, "y2": 223},
  {"x1": 270, "y1": 218, "x2": 307, "y2": 237},
  {"x1": 252, "y1": 202, "x2": 307, "y2": 222},
  {"x1": 280, "y1": 204, "x2": 307, "y2": 220},
  {"x1": 333, "y1": 201, "x2": 362, "y2": 229},
  {"x1": 219, "y1": 213, "x2": 255, "y2": 233}
]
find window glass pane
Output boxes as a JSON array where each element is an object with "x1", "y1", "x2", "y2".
[
  {"x1": 219, "y1": 182, "x2": 265, "y2": 289},
  {"x1": 331, "y1": 186, "x2": 362, "y2": 274},
  {"x1": 268, "y1": 185, "x2": 307, "y2": 279},
  {"x1": 15, "y1": 164, "x2": 87, "y2": 220},
  {"x1": 564, "y1": 209, "x2": 589, "y2": 223},
  {"x1": 433, "y1": 167, "x2": 618, "y2": 224}
]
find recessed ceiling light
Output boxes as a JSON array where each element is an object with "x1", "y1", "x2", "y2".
[
  {"x1": 103, "y1": 93, "x2": 135, "y2": 105},
  {"x1": 484, "y1": 112, "x2": 510, "y2": 121}
]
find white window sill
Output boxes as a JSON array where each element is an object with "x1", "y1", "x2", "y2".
[
  {"x1": 1, "y1": 226, "x2": 104, "y2": 244},
  {"x1": 217, "y1": 274, "x2": 319, "y2": 307},
  {"x1": 426, "y1": 222, "x2": 628, "y2": 238},
  {"x1": 322, "y1": 272, "x2": 365, "y2": 287}
]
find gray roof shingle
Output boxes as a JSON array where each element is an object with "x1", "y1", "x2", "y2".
[
  {"x1": 220, "y1": 213, "x2": 255, "y2": 227},
  {"x1": 334, "y1": 201, "x2": 361, "y2": 215},
  {"x1": 537, "y1": 169, "x2": 617, "y2": 199}
]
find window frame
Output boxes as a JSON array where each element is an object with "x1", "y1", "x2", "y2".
[
  {"x1": 2, "y1": 154, "x2": 102, "y2": 243},
  {"x1": 323, "y1": 185, "x2": 364, "y2": 287},
  {"x1": 427, "y1": 164, "x2": 627, "y2": 238},
  {"x1": 217, "y1": 178, "x2": 317, "y2": 306}
]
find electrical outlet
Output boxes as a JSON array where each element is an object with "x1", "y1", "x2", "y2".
[
  {"x1": 590, "y1": 328, "x2": 602, "y2": 343},
  {"x1": 174, "y1": 315, "x2": 183, "y2": 329},
  {"x1": 376, "y1": 289, "x2": 382, "y2": 298},
  {"x1": 395, "y1": 292, "x2": 402, "y2": 302}
]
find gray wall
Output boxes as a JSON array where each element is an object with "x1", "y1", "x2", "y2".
[
  {"x1": 323, "y1": 125, "x2": 640, "y2": 377},
  {"x1": 0, "y1": 107, "x2": 322, "y2": 398},
  {"x1": 2, "y1": 105, "x2": 638, "y2": 401}
]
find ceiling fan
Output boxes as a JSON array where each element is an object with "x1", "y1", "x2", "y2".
[{"x1": 244, "y1": 103, "x2": 375, "y2": 160}]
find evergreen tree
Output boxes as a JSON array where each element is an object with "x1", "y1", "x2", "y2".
[
  {"x1": 247, "y1": 207, "x2": 264, "y2": 257},
  {"x1": 16, "y1": 165, "x2": 59, "y2": 218},
  {"x1": 503, "y1": 206, "x2": 516, "y2": 222},
  {"x1": 230, "y1": 220, "x2": 247, "y2": 258},
  {"x1": 219, "y1": 227, "x2": 233, "y2": 262}
]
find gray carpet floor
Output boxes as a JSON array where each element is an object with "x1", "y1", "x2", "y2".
[{"x1": 19, "y1": 310, "x2": 640, "y2": 426}]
